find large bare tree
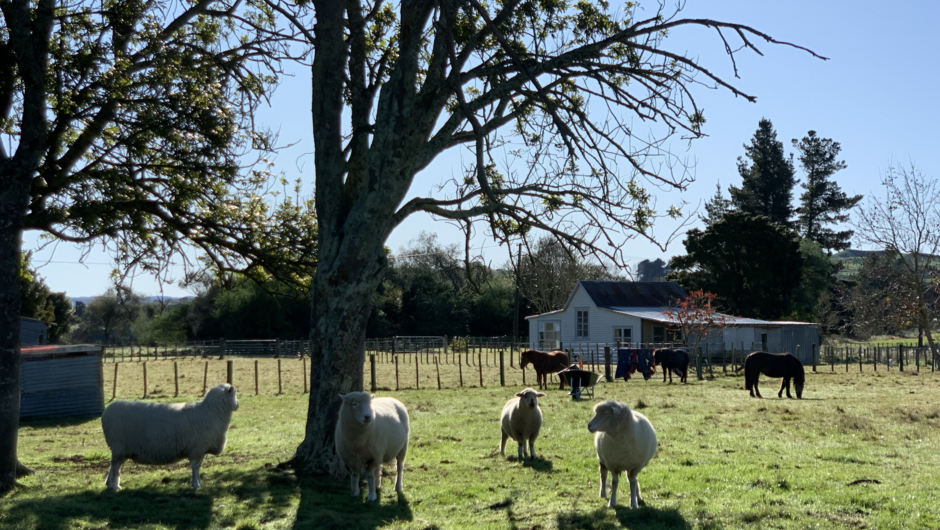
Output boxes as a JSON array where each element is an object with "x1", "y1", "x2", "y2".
[
  {"x1": 852, "y1": 163, "x2": 940, "y2": 360},
  {"x1": 276, "y1": 0, "x2": 824, "y2": 475}
]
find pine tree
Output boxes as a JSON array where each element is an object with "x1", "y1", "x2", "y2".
[
  {"x1": 792, "y1": 131, "x2": 862, "y2": 252},
  {"x1": 700, "y1": 182, "x2": 733, "y2": 226},
  {"x1": 730, "y1": 119, "x2": 797, "y2": 226}
]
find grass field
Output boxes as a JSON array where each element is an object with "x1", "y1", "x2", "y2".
[{"x1": 5, "y1": 362, "x2": 940, "y2": 530}]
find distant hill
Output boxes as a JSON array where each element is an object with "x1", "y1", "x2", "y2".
[{"x1": 70, "y1": 295, "x2": 193, "y2": 305}]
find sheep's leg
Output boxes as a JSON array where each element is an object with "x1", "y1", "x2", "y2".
[
  {"x1": 190, "y1": 454, "x2": 205, "y2": 489},
  {"x1": 395, "y1": 451, "x2": 406, "y2": 493},
  {"x1": 374, "y1": 465, "x2": 382, "y2": 494},
  {"x1": 528, "y1": 439, "x2": 536, "y2": 460},
  {"x1": 365, "y1": 465, "x2": 378, "y2": 502},
  {"x1": 598, "y1": 463, "x2": 608, "y2": 499},
  {"x1": 517, "y1": 440, "x2": 525, "y2": 460},
  {"x1": 106, "y1": 455, "x2": 126, "y2": 490},
  {"x1": 608, "y1": 469, "x2": 619, "y2": 508},
  {"x1": 628, "y1": 471, "x2": 641, "y2": 509},
  {"x1": 349, "y1": 468, "x2": 360, "y2": 497},
  {"x1": 500, "y1": 430, "x2": 509, "y2": 456}
]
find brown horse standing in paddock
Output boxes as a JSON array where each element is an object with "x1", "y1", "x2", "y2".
[
  {"x1": 519, "y1": 350, "x2": 569, "y2": 390},
  {"x1": 740, "y1": 351, "x2": 805, "y2": 399},
  {"x1": 652, "y1": 348, "x2": 689, "y2": 384}
]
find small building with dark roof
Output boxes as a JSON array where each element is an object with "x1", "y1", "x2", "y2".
[{"x1": 525, "y1": 281, "x2": 819, "y2": 363}]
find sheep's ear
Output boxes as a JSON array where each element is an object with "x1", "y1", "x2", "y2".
[
  {"x1": 338, "y1": 393, "x2": 347, "y2": 400},
  {"x1": 536, "y1": 392, "x2": 546, "y2": 398},
  {"x1": 227, "y1": 386, "x2": 234, "y2": 393},
  {"x1": 515, "y1": 392, "x2": 525, "y2": 397},
  {"x1": 370, "y1": 394, "x2": 375, "y2": 400}
]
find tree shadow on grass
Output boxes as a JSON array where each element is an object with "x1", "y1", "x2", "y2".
[
  {"x1": 1, "y1": 487, "x2": 214, "y2": 530},
  {"x1": 557, "y1": 505, "x2": 695, "y2": 530},
  {"x1": 287, "y1": 470, "x2": 414, "y2": 530}
]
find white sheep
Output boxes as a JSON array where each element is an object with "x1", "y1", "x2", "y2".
[
  {"x1": 101, "y1": 383, "x2": 239, "y2": 490},
  {"x1": 499, "y1": 388, "x2": 546, "y2": 460},
  {"x1": 587, "y1": 400, "x2": 657, "y2": 508},
  {"x1": 335, "y1": 392, "x2": 409, "y2": 502}
]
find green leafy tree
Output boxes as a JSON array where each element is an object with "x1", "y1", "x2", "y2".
[
  {"x1": 636, "y1": 258, "x2": 670, "y2": 282},
  {"x1": 19, "y1": 253, "x2": 75, "y2": 343},
  {"x1": 791, "y1": 238, "x2": 837, "y2": 322},
  {"x1": 668, "y1": 212, "x2": 805, "y2": 320},
  {"x1": 71, "y1": 286, "x2": 143, "y2": 344},
  {"x1": 0, "y1": 0, "x2": 314, "y2": 489},
  {"x1": 792, "y1": 131, "x2": 862, "y2": 252},
  {"x1": 730, "y1": 119, "x2": 797, "y2": 226},
  {"x1": 277, "y1": 0, "x2": 824, "y2": 475}
]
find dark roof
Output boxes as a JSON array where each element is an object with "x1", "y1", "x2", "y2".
[{"x1": 578, "y1": 281, "x2": 687, "y2": 308}]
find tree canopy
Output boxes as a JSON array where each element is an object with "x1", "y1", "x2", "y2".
[
  {"x1": 792, "y1": 131, "x2": 862, "y2": 252},
  {"x1": 730, "y1": 119, "x2": 797, "y2": 226}
]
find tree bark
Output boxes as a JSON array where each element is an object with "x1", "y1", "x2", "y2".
[{"x1": 0, "y1": 161, "x2": 30, "y2": 492}]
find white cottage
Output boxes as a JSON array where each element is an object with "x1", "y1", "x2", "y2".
[{"x1": 526, "y1": 281, "x2": 820, "y2": 364}]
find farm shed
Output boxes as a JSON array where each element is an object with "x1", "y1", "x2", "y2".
[
  {"x1": 526, "y1": 281, "x2": 820, "y2": 363},
  {"x1": 20, "y1": 317, "x2": 48, "y2": 346},
  {"x1": 20, "y1": 344, "x2": 104, "y2": 419}
]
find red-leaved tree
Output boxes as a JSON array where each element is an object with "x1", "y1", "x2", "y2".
[{"x1": 663, "y1": 289, "x2": 729, "y2": 379}]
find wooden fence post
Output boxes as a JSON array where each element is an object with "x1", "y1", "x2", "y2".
[
  {"x1": 478, "y1": 353, "x2": 483, "y2": 387},
  {"x1": 174, "y1": 361, "x2": 179, "y2": 397},
  {"x1": 112, "y1": 363, "x2": 119, "y2": 401},
  {"x1": 370, "y1": 354, "x2": 376, "y2": 393},
  {"x1": 226, "y1": 360, "x2": 233, "y2": 385},
  {"x1": 499, "y1": 350, "x2": 505, "y2": 387},
  {"x1": 143, "y1": 361, "x2": 148, "y2": 398},
  {"x1": 303, "y1": 357, "x2": 308, "y2": 393},
  {"x1": 899, "y1": 344, "x2": 904, "y2": 372},
  {"x1": 278, "y1": 358, "x2": 283, "y2": 394},
  {"x1": 203, "y1": 361, "x2": 208, "y2": 395},
  {"x1": 604, "y1": 346, "x2": 612, "y2": 382},
  {"x1": 435, "y1": 356, "x2": 441, "y2": 390},
  {"x1": 458, "y1": 350, "x2": 463, "y2": 387},
  {"x1": 255, "y1": 360, "x2": 260, "y2": 395},
  {"x1": 415, "y1": 353, "x2": 420, "y2": 390},
  {"x1": 395, "y1": 355, "x2": 400, "y2": 391}
]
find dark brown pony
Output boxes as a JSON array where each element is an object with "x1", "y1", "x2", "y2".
[
  {"x1": 519, "y1": 350, "x2": 569, "y2": 390},
  {"x1": 740, "y1": 351, "x2": 805, "y2": 399},
  {"x1": 652, "y1": 348, "x2": 689, "y2": 384}
]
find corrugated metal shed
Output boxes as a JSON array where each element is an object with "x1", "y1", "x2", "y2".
[
  {"x1": 20, "y1": 317, "x2": 48, "y2": 346},
  {"x1": 20, "y1": 345, "x2": 104, "y2": 419}
]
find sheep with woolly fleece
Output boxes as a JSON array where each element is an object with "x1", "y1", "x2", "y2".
[
  {"x1": 335, "y1": 392, "x2": 409, "y2": 502},
  {"x1": 588, "y1": 400, "x2": 657, "y2": 508},
  {"x1": 499, "y1": 388, "x2": 546, "y2": 460},
  {"x1": 101, "y1": 383, "x2": 239, "y2": 490}
]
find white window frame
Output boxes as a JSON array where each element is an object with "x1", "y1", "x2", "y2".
[
  {"x1": 613, "y1": 327, "x2": 633, "y2": 347},
  {"x1": 538, "y1": 320, "x2": 561, "y2": 350},
  {"x1": 575, "y1": 308, "x2": 590, "y2": 339}
]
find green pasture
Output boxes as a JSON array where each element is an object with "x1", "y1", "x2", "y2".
[{"x1": 5, "y1": 365, "x2": 940, "y2": 529}]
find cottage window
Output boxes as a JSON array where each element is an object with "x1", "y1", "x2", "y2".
[
  {"x1": 576, "y1": 310, "x2": 589, "y2": 338},
  {"x1": 538, "y1": 321, "x2": 560, "y2": 350},
  {"x1": 614, "y1": 328, "x2": 632, "y2": 347}
]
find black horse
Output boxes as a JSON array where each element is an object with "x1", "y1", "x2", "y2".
[
  {"x1": 652, "y1": 348, "x2": 689, "y2": 384},
  {"x1": 740, "y1": 351, "x2": 805, "y2": 399}
]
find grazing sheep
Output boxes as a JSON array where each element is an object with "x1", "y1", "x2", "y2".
[
  {"x1": 588, "y1": 400, "x2": 657, "y2": 508},
  {"x1": 101, "y1": 383, "x2": 239, "y2": 490},
  {"x1": 335, "y1": 392, "x2": 409, "y2": 502},
  {"x1": 499, "y1": 388, "x2": 546, "y2": 460}
]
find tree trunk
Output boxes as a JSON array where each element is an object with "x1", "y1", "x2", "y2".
[
  {"x1": 289, "y1": 237, "x2": 387, "y2": 476},
  {"x1": 0, "y1": 163, "x2": 29, "y2": 492}
]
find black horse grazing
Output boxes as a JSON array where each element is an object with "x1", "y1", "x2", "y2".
[
  {"x1": 741, "y1": 351, "x2": 805, "y2": 399},
  {"x1": 652, "y1": 348, "x2": 689, "y2": 384}
]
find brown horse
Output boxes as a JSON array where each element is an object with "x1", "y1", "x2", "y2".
[
  {"x1": 741, "y1": 351, "x2": 805, "y2": 399},
  {"x1": 519, "y1": 350, "x2": 569, "y2": 390},
  {"x1": 652, "y1": 348, "x2": 689, "y2": 384}
]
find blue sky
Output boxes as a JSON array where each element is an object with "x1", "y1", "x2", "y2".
[{"x1": 24, "y1": 0, "x2": 940, "y2": 298}]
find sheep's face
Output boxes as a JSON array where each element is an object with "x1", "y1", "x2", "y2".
[
  {"x1": 588, "y1": 401, "x2": 626, "y2": 433},
  {"x1": 226, "y1": 384, "x2": 239, "y2": 411},
  {"x1": 515, "y1": 388, "x2": 546, "y2": 409},
  {"x1": 207, "y1": 384, "x2": 239, "y2": 411},
  {"x1": 340, "y1": 392, "x2": 375, "y2": 425}
]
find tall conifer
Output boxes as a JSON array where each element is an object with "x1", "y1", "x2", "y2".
[{"x1": 730, "y1": 119, "x2": 797, "y2": 226}]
